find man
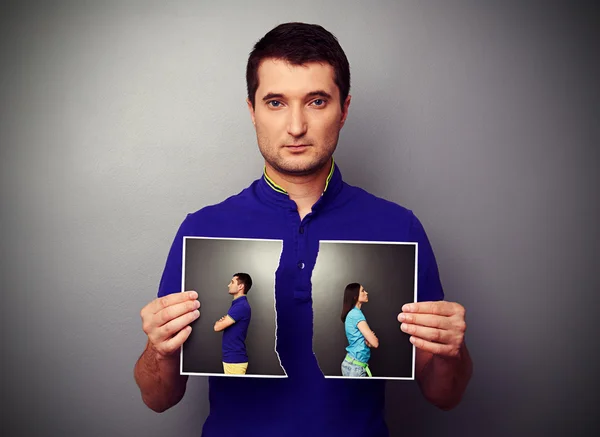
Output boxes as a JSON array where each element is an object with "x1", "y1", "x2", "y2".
[
  {"x1": 134, "y1": 22, "x2": 473, "y2": 436},
  {"x1": 213, "y1": 273, "x2": 252, "y2": 375}
]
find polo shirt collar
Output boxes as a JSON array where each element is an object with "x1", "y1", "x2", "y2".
[{"x1": 256, "y1": 158, "x2": 343, "y2": 210}]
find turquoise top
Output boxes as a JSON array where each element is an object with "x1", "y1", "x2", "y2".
[{"x1": 344, "y1": 307, "x2": 370, "y2": 363}]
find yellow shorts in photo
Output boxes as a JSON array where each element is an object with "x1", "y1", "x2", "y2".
[{"x1": 223, "y1": 362, "x2": 248, "y2": 375}]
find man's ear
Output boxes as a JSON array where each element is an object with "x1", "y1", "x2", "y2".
[
  {"x1": 340, "y1": 94, "x2": 351, "y2": 128},
  {"x1": 246, "y1": 98, "x2": 256, "y2": 126}
]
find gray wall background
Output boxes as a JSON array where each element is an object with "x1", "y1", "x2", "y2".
[{"x1": 1, "y1": 1, "x2": 598, "y2": 436}]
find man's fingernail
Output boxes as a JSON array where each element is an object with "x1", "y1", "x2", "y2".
[
  {"x1": 401, "y1": 323, "x2": 407, "y2": 331},
  {"x1": 189, "y1": 291, "x2": 197, "y2": 298},
  {"x1": 398, "y1": 313, "x2": 406, "y2": 321},
  {"x1": 402, "y1": 304, "x2": 412, "y2": 312}
]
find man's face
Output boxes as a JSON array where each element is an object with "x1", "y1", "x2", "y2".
[
  {"x1": 228, "y1": 277, "x2": 241, "y2": 295},
  {"x1": 247, "y1": 58, "x2": 351, "y2": 177}
]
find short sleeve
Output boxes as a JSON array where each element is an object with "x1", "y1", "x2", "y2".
[
  {"x1": 228, "y1": 302, "x2": 250, "y2": 322},
  {"x1": 157, "y1": 214, "x2": 193, "y2": 298},
  {"x1": 349, "y1": 309, "x2": 366, "y2": 327},
  {"x1": 409, "y1": 212, "x2": 445, "y2": 302}
]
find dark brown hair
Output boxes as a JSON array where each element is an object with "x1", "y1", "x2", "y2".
[
  {"x1": 233, "y1": 273, "x2": 253, "y2": 294},
  {"x1": 246, "y1": 22, "x2": 351, "y2": 109},
  {"x1": 341, "y1": 283, "x2": 361, "y2": 323}
]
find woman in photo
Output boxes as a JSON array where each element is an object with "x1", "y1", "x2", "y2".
[{"x1": 340, "y1": 283, "x2": 379, "y2": 377}]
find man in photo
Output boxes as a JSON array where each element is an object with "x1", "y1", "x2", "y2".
[{"x1": 213, "y1": 273, "x2": 253, "y2": 375}]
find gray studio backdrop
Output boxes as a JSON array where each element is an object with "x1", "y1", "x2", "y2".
[
  {"x1": 1, "y1": 1, "x2": 598, "y2": 436},
  {"x1": 182, "y1": 237, "x2": 284, "y2": 376},
  {"x1": 312, "y1": 242, "x2": 416, "y2": 379}
]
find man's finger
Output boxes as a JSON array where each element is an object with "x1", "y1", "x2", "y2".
[
  {"x1": 155, "y1": 299, "x2": 201, "y2": 327},
  {"x1": 155, "y1": 310, "x2": 201, "y2": 342},
  {"x1": 409, "y1": 336, "x2": 461, "y2": 358},
  {"x1": 397, "y1": 313, "x2": 452, "y2": 330},
  {"x1": 401, "y1": 301, "x2": 456, "y2": 316},
  {"x1": 400, "y1": 324, "x2": 450, "y2": 344},
  {"x1": 155, "y1": 325, "x2": 194, "y2": 357},
  {"x1": 148, "y1": 291, "x2": 198, "y2": 315}
]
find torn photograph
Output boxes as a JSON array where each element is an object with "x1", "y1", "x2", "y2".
[
  {"x1": 180, "y1": 237, "x2": 285, "y2": 377},
  {"x1": 311, "y1": 240, "x2": 418, "y2": 380}
]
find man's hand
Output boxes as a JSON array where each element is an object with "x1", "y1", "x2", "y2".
[
  {"x1": 398, "y1": 301, "x2": 472, "y2": 410},
  {"x1": 140, "y1": 290, "x2": 201, "y2": 360},
  {"x1": 397, "y1": 301, "x2": 466, "y2": 358},
  {"x1": 214, "y1": 314, "x2": 235, "y2": 332}
]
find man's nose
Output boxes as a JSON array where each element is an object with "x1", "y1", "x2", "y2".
[{"x1": 287, "y1": 106, "x2": 308, "y2": 137}]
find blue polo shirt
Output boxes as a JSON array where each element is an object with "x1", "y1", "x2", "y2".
[
  {"x1": 222, "y1": 295, "x2": 251, "y2": 363},
  {"x1": 345, "y1": 307, "x2": 370, "y2": 363},
  {"x1": 157, "y1": 160, "x2": 444, "y2": 436}
]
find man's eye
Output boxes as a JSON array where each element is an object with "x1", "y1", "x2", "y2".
[
  {"x1": 268, "y1": 101, "x2": 282, "y2": 108},
  {"x1": 312, "y1": 99, "x2": 326, "y2": 106}
]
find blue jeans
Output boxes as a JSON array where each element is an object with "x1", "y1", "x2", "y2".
[{"x1": 341, "y1": 359, "x2": 368, "y2": 377}]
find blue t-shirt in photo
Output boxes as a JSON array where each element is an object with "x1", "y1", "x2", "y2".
[
  {"x1": 222, "y1": 295, "x2": 251, "y2": 363},
  {"x1": 345, "y1": 307, "x2": 370, "y2": 363}
]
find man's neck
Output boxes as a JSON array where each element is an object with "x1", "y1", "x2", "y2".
[
  {"x1": 232, "y1": 293, "x2": 245, "y2": 300},
  {"x1": 265, "y1": 158, "x2": 332, "y2": 219}
]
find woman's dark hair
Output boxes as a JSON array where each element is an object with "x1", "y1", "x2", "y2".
[
  {"x1": 341, "y1": 283, "x2": 361, "y2": 323},
  {"x1": 246, "y1": 22, "x2": 351, "y2": 109}
]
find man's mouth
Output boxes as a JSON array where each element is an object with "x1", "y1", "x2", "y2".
[{"x1": 284, "y1": 144, "x2": 310, "y2": 151}]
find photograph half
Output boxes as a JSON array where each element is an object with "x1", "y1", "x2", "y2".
[
  {"x1": 312, "y1": 240, "x2": 418, "y2": 380},
  {"x1": 180, "y1": 237, "x2": 285, "y2": 377}
]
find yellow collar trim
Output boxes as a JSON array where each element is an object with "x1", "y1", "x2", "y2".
[{"x1": 263, "y1": 158, "x2": 335, "y2": 195}]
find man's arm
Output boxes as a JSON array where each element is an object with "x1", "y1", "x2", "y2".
[
  {"x1": 134, "y1": 340, "x2": 189, "y2": 413},
  {"x1": 214, "y1": 314, "x2": 236, "y2": 332},
  {"x1": 399, "y1": 301, "x2": 473, "y2": 410},
  {"x1": 134, "y1": 290, "x2": 200, "y2": 413},
  {"x1": 415, "y1": 342, "x2": 472, "y2": 410}
]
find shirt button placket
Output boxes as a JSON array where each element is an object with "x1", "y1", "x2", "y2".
[
  {"x1": 295, "y1": 220, "x2": 309, "y2": 300},
  {"x1": 297, "y1": 225, "x2": 306, "y2": 270},
  {"x1": 297, "y1": 223, "x2": 306, "y2": 269}
]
